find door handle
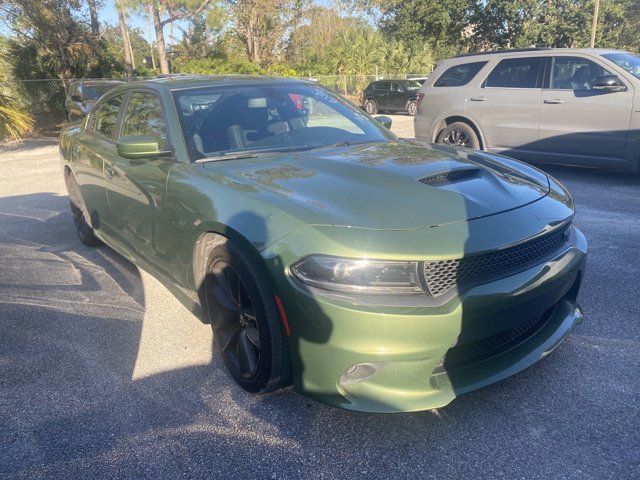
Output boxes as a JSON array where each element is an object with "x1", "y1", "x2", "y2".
[
  {"x1": 544, "y1": 99, "x2": 564, "y2": 104},
  {"x1": 470, "y1": 96, "x2": 487, "y2": 102}
]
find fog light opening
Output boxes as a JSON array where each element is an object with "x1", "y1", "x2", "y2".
[{"x1": 339, "y1": 362, "x2": 385, "y2": 386}]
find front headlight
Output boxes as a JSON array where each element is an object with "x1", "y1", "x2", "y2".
[{"x1": 290, "y1": 255, "x2": 424, "y2": 295}]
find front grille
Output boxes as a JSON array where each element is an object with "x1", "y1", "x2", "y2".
[
  {"x1": 434, "y1": 304, "x2": 557, "y2": 373},
  {"x1": 424, "y1": 223, "x2": 570, "y2": 296}
]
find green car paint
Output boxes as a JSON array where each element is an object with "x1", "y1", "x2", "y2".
[{"x1": 59, "y1": 76, "x2": 587, "y2": 413}]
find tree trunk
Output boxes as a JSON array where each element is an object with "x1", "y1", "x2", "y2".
[
  {"x1": 115, "y1": 0, "x2": 134, "y2": 80},
  {"x1": 87, "y1": 0, "x2": 100, "y2": 36},
  {"x1": 151, "y1": 0, "x2": 170, "y2": 74},
  {"x1": 147, "y1": 1, "x2": 157, "y2": 70},
  {"x1": 590, "y1": 0, "x2": 600, "y2": 48}
]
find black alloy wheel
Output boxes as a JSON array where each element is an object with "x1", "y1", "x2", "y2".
[
  {"x1": 436, "y1": 122, "x2": 480, "y2": 149},
  {"x1": 209, "y1": 260, "x2": 262, "y2": 379},
  {"x1": 203, "y1": 239, "x2": 291, "y2": 393}
]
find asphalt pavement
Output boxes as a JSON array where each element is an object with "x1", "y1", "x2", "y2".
[{"x1": 0, "y1": 127, "x2": 638, "y2": 479}]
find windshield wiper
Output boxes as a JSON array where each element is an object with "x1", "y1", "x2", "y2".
[
  {"x1": 195, "y1": 152, "x2": 261, "y2": 163},
  {"x1": 305, "y1": 142, "x2": 351, "y2": 151}
]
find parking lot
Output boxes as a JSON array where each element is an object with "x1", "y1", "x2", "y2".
[{"x1": 1, "y1": 117, "x2": 639, "y2": 479}]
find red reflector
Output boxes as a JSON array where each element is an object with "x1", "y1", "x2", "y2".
[
  {"x1": 416, "y1": 93, "x2": 425, "y2": 107},
  {"x1": 274, "y1": 295, "x2": 291, "y2": 336}
]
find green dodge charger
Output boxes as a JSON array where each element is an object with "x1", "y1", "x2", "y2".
[{"x1": 59, "y1": 76, "x2": 587, "y2": 413}]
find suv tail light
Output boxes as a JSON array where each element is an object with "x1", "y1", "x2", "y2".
[{"x1": 416, "y1": 93, "x2": 425, "y2": 107}]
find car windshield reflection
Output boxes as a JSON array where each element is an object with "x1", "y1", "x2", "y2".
[{"x1": 172, "y1": 84, "x2": 393, "y2": 161}]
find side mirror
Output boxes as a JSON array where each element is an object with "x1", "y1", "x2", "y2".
[
  {"x1": 116, "y1": 135, "x2": 170, "y2": 159},
  {"x1": 70, "y1": 94, "x2": 82, "y2": 102},
  {"x1": 375, "y1": 115, "x2": 393, "y2": 129},
  {"x1": 593, "y1": 74, "x2": 626, "y2": 92}
]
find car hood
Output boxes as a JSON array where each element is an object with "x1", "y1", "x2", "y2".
[{"x1": 204, "y1": 141, "x2": 550, "y2": 230}]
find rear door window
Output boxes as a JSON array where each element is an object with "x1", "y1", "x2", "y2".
[
  {"x1": 434, "y1": 61, "x2": 487, "y2": 87},
  {"x1": 91, "y1": 95, "x2": 123, "y2": 139},
  {"x1": 376, "y1": 82, "x2": 391, "y2": 91},
  {"x1": 485, "y1": 57, "x2": 545, "y2": 89}
]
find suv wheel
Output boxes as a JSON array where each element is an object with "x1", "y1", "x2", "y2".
[
  {"x1": 407, "y1": 101, "x2": 417, "y2": 116},
  {"x1": 436, "y1": 122, "x2": 480, "y2": 149},
  {"x1": 364, "y1": 99, "x2": 378, "y2": 115}
]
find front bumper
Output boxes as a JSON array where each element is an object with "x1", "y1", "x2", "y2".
[{"x1": 267, "y1": 223, "x2": 587, "y2": 413}]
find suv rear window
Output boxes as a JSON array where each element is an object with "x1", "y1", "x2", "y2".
[
  {"x1": 485, "y1": 57, "x2": 544, "y2": 88},
  {"x1": 434, "y1": 62, "x2": 487, "y2": 87}
]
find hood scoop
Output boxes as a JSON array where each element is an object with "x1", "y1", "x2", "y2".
[{"x1": 418, "y1": 167, "x2": 481, "y2": 186}]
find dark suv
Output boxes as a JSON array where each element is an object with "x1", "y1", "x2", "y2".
[
  {"x1": 65, "y1": 80, "x2": 125, "y2": 122},
  {"x1": 362, "y1": 80, "x2": 422, "y2": 116}
]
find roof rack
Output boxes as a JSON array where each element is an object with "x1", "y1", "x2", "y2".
[{"x1": 454, "y1": 48, "x2": 552, "y2": 58}]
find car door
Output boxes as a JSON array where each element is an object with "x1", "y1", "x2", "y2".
[
  {"x1": 388, "y1": 82, "x2": 406, "y2": 111},
  {"x1": 466, "y1": 56, "x2": 546, "y2": 153},
  {"x1": 104, "y1": 90, "x2": 174, "y2": 261},
  {"x1": 374, "y1": 82, "x2": 391, "y2": 110},
  {"x1": 73, "y1": 93, "x2": 125, "y2": 233},
  {"x1": 536, "y1": 55, "x2": 633, "y2": 160}
]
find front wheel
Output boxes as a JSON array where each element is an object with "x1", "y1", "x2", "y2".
[
  {"x1": 436, "y1": 122, "x2": 480, "y2": 149},
  {"x1": 203, "y1": 239, "x2": 291, "y2": 393}
]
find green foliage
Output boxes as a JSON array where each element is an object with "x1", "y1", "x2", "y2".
[
  {"x1": 0, "y1": 40, "x2": 33, "y2": 140},
  {"x1": 380, "y1": 0, "x2": 471, "y2": 59},
  {"x1": 102, "y1": 25, "x2": 151, "y2": 76},
  {"x1": 329, "y1": 27, "x2": 433, "y2": 75},
  {"x1": 172, "y1": 56, "x2": 266, "y2": 75}
]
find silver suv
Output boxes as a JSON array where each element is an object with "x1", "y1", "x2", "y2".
[{"x1": 414, "y1": 48, "x2": 640, "y2": 171}]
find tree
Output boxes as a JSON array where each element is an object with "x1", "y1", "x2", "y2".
[
  {"x1": 225, "y1": 0, "x2": 305, "y2": 67},
  {"x1": 115, "y1": 0, "x2": 135, "y2": 79},
  {"x1": 346, "y1": 0, "x2": 473, "y2": 59},
  {"x1": 0, "y1": 39, "x2": 32, "y2": 140},
  {"x1": 87, "y1": 0, "x2": 101, "y2": 36},
  {"x1": 0, "y1": 0, "x2": 115, "y2": 79},
  {"x1": 286, "y1": 6, "x2": 360, "y2": 73},
  {"x1": 147, "y1": 0, "x2": 214, "y2": 73}
]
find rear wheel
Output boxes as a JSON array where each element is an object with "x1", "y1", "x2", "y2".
[
  {"x1": 364, "y1": 99, "x2": 378, "y2": 115},
  {"x1": 436, "y1": 122, "x2": 480, "y2": 149},
  {"x1": 203, "y1": 239, "x2": 291, "y2": 393},
  {"x1": 65, "y1": 173, "x2": 101, "y2": 246}
]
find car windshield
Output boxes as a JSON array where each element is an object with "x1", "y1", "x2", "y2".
[
  {"x1": 83, "y1": 85, "x2": 117, "y2": 100},
  {"x1": 401, "y1": 81, "x2": 422, "y2": 91},
  {"x1": 602, "y1": 52, "x2": 640, "y2": 80},
  {"x1": 173, "y1": 83, "x2": 392, "y2": 160}
]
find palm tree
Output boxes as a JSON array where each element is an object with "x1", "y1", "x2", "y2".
[{"x1": 0, "y1": 43, "x2": 33, "y2": 141}]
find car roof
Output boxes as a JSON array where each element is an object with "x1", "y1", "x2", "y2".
[
  {"x1": 451, "y1": 47, "x2": 628, "y2": 61},
  {"x1": 129, "y1": 74, "x2": 317, "y2": 91},
  {"x1": 73, "y1": 79, "x2": 125, "y2": 86}
]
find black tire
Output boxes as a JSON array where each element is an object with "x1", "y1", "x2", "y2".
[
  {"x1": 65, "y1": 173, "x2": 101, "y2": 247},
  {"x1": 407, "y1": 101, "x2": 417, "y2": 116},
  {"x1": 203, "y1": 239, "x2": 291, "y2": 393},
  {"x1": 436, "y1": 122, "x2": 480, "y2": 149},
  {"x1": 364, "y1": 99, "x2": 378, "y2": 115}
]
